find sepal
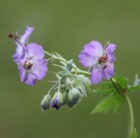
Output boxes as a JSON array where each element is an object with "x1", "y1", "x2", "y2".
[
  {"x1": 40, "y1": 94, "x2": 52, "y2": 111},
  {"x1": 67, "y1": 88, "x2": 82, "y2": 108},
  {"x1": 51, "y1": 92, "x2": 63, "y2": 110}
]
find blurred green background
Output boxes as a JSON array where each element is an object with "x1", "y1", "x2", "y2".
[{"x1": 0, "y1": 0, "x2": 140, "y2": 138}]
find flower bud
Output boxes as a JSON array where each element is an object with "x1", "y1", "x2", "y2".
[
  {"x1": 51, "y1": 92, "x2": 63, "y2": 110},
  {"x1": 67, "y1": 88, "x2": 82, "y2": 108},
  {"x1": 62, "y1": 92, "x2": 68, "y2": 105},
  {"x1": 77, "y1": 75, "x2": 91, "y2": 87},
  {"x1": 77, "y1": 85, "x2": 86, "y2": 96},
  {"x1": 40, "y1": 94, "x2": 51, "y2": 111}
]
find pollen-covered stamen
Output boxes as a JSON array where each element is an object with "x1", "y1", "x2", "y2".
[{"x1": 98, "y1": 54, "x2": 108, "y2": 64}]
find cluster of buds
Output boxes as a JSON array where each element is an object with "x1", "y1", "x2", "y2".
[{"x1": 40, "y1": 56, "x2": 91, "y2": 110}]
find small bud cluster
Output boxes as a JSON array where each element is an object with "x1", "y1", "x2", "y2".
[{"x1": 40, "y1": 58, "x2": 91, "y2": 110}]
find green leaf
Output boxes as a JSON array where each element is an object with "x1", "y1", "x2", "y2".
[
  {"x1": 130, "y1": 128, "x2": 137, "y2": 138},
  {"x1": 113, "y1": 74, "x2": 128, "y2": 89},
  {"x1": 94, "y1": 81, "x2": 117, "y2": 95},
  {"x1": 91, "y1": 93, "x2": 124, "y2": 115},
  {"x1": 113, "y1": 74, "x2": 129, "y2": 94}
]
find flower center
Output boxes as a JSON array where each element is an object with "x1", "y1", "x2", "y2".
[
  {"x1": 98, "y1": 54, "x2": 108, "y2": 64},
  {"x1": 23, "y1": 57, "x2": 33, "y2": 70}
]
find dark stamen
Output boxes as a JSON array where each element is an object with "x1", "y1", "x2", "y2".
[
  {"x1": 98, "y1": 54, "x2": 108, "y2": 64},
  {"x1": 8, "y1": 33, "x2": 18, "y2": 40},
  {"x1": 23, "y1": 62, "x2": 33, "y2": 70}
]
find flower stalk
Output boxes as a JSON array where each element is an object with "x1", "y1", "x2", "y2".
[
  {"x1": 110, "y1": 78, "x2": 134, "y2": 138},
  {"x1": 125, "y1": 95, "x2": 134, "y2": 138}
]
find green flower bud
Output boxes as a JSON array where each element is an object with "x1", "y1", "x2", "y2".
[
  {"x1": 62, "y1": 92, "x2": 68, "y2": 105},
  {"x1": 40, "y1": 94, "x2": 51, "y2": 111},
  {"x1": 51, "y1": 92, "x2": 63, "y2": 110},
  {"x1": 67, "y1": 88, "x2": 82, "y2": 108},
  {"x1": 77, "y1": 75, "x2": 91, "y2": 87},
  {"x1": 77, "y1": 85, "x2": 86, "y2": 96}
]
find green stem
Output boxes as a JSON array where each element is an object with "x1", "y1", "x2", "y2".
[
  {"x1": 110, "y1": 78, "x2": 120, "y2": 93},
  {"x1": 48, "y1": 83, "x2": 58, "y2": 95},
  {"x1": 125, "y1": 95, "x2": 134, "y2": 138},
  {"x1": 44, "y1": 51, "x2": 67, "y2": 63},
  {"x1": 76, "y1": 69, "x2": 90, "y2": 76},
  {"x1": 44, "y1": 50, "x2": 52, "y2": 57},
  {"x1": 44, "y1": 50, "x2": 90, "y2": 76},
  {"x1": 110, "y1": 78, "x2": 134, "y2": 138}
]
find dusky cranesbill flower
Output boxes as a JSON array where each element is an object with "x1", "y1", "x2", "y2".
[
  {"x1": 10, "y1": 26, "x2": 48, "y2": 86},
  {"x1": 78, "y1": 41, "x2": 116, "y2": 84}
]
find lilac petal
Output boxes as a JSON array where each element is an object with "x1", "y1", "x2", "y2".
[
  {"x1": 106, "y1": 43, "x2": 116, "y2": 62},
  {"x1": 78, "y1": 51, "x2": 98, "y2": 68},
  {"x1": 23, "y1": 73, "x2": 37, "y2": 86},
  {"x1": 89, "y1": 41, "x2": 103, "y2": 57},
  {"x1": 18, "y1": 65, "x2": 36, "y2": 86},
  {"x1": 20, "y1": 26, "x2": 34, "y2": 46},
  {"x1": 13, "y1": 45, "x2": 26, "y2": 63},
  {"x1": 78, "y1": 41, "x2": 103, "y2": 68},
  {"x1": 31, "y1": 59, "x2": 48, "y2": 80},
  {"x1": 90, "y1": 66, "x2": 103, "y2": 84},
  {"x1": 102, "y1": 63, "x2": 114, "y2": 79},
  {"x1": 106, "y1": 43, "x2": 116, "y2": 53},
  {"x1": 26, "y1": 43, "x2": 45, "y2": 59}
]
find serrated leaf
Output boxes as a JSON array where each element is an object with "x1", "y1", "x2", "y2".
[
  {"x1": 91, "y1": 93, "x2": 124, "y2": 115},
  {"x1": 113, "y1": 74, "x2": 128, "y2": 89},
  {"x1": 94, "y1": 81, "x2": 117, "y2": 95},
  {"x1": 130, "y1": 128, "x2": 137, "y2": 138}
]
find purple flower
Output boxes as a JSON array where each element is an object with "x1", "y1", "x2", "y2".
[
  {"x1": 78, "y1": 41, "x2": 116, "y2": 84},
  {"x1": 12, "y1": 26, "x2": 48, "y2": 86}
]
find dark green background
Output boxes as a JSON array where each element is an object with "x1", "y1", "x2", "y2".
[{"x1": 0, "y1": 0, "x2": 140, "y2": 138}]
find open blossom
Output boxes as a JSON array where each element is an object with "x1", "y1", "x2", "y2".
[
  {"x1": 11, "y1": 26, "x2": 48, "y2": 86},
  {"x1": 78, "y1": 41, "x2": 116, "y2": 84}
]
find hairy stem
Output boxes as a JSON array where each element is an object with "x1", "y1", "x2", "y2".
[
  {"x1": 76, "y1": 69, "x2": 90, "y2": 76},
  {"x1": 44, "y1": 51, "x2": 67, "y2": 63},
  {"x1": 44, "y1": 50, "x2": 91, "y2": 76},
  {"x1": 44, "y1": 50, "x2": 52, "y2": 57}
]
